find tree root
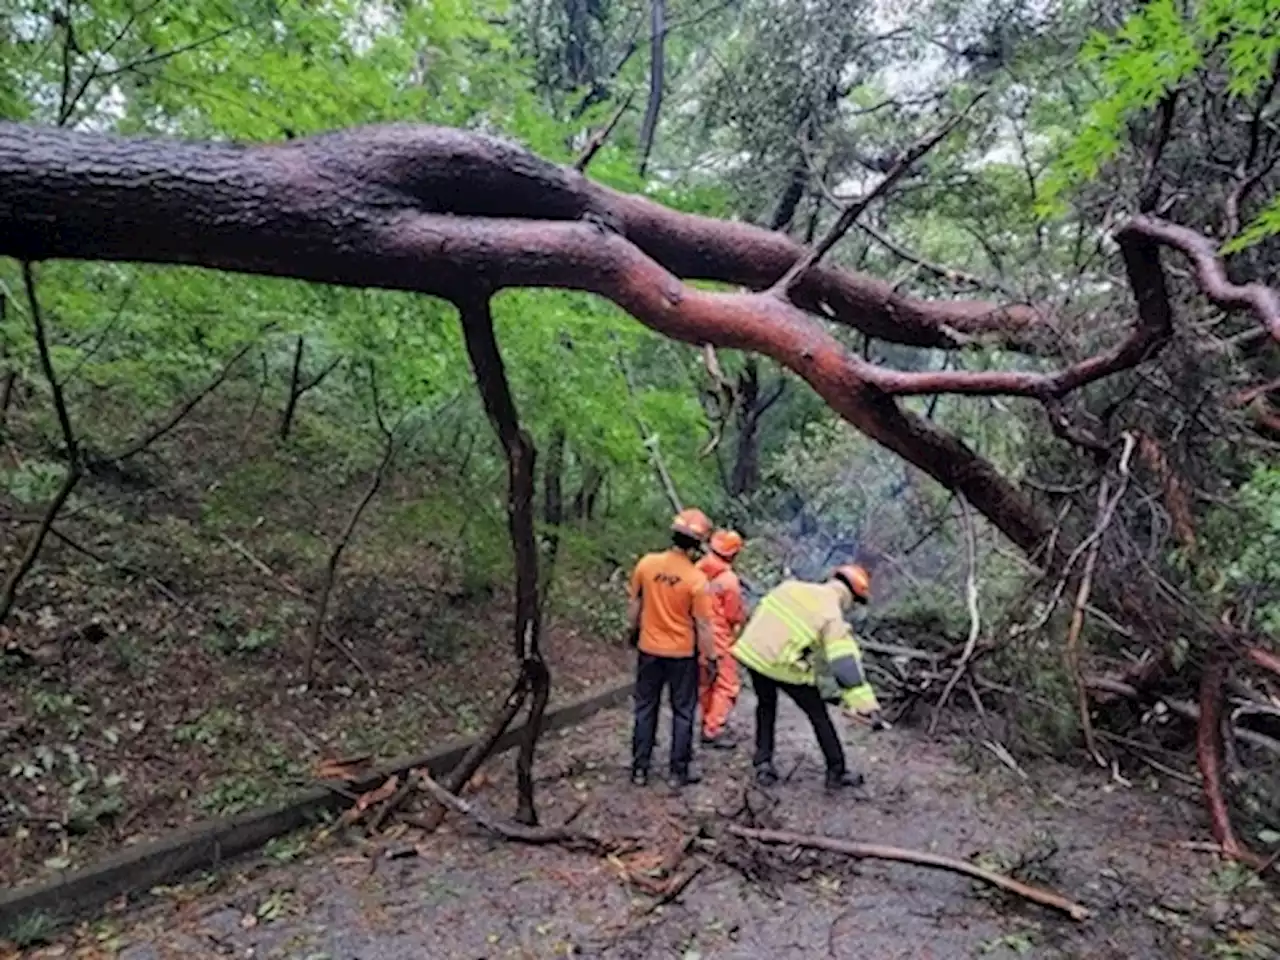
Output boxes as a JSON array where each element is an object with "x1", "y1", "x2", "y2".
[{"x1": 726, "y1": 824, "x2": 1092, "y2": 921}]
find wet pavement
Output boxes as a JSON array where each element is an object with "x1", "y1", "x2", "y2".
[{"x1": 25, "y1": 691, "x2": 1280, "y2": 959}]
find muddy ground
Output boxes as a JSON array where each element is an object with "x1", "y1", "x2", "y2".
[{"x1": 14, "y1": 688, "x2": 1278, "y2": 959}]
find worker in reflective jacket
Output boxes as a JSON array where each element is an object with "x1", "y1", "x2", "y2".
[{"x1": 732, "y1": 564, "x2": 881, "y2": 790}]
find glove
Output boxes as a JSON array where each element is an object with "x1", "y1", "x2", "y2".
[
  {"x1": 627, "y1": 624, "x2": 640, "y2": 649},
  {"x1": 841, "y1": 707, "x2": 889, "y2": 731}
]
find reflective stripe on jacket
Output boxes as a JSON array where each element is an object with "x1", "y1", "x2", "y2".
[{"x1": 733, "y1": 580, "x2": 878, "y2": 710}]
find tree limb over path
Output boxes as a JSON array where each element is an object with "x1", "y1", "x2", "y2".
[
  {"x1": 1, "y1": 123, "x2": 1277, "y2": 558},
  {"x1": 0, "y1": 123, "x2": 1042, "y2": 351}
]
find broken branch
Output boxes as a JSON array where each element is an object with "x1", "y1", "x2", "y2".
[{"x1": 727, "y1": 824, "x2": 1092, "y2": 921}]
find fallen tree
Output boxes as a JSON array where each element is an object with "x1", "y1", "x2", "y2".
[{"x1": 1, "y1": 119, "x2": 1277, "y2": 863}]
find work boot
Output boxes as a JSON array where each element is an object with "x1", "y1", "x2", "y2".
[
  {"x1": 754, "y1": 762, "x2": 780, "y2": 786},
  {"x1": 670, "y1": 765, "x2": 702, "y2": 787},
  {"x1": 701, "y1": 731, "x2": 737, "y2": 750},
  {"x1": 824, "y1": 769, "x2": 865, "y2": 791},
  {"x1": 630, "y1": 767, "x2": 649, "y2": 787}
]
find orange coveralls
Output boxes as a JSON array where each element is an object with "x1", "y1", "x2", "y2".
[{"x1": 696, "y1": 553, "x2": 746, "y2": 739}]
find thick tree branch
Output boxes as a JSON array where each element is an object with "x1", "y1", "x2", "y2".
[
  {"x1": 0, "y1": 122, "x2": 1046, "y2": 350},
  {"x1": 0, "y1": 123, "x2": 1075, "y2": 554},
  {"x1": 1196, "y1": 657, "x2": 1267, "y2": 870},
  {"x1": 1126, "y1": 215, "x2": 1280, "y2": 344}
]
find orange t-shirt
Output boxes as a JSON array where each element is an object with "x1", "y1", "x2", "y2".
[{"x1": 629, "y1": 549, "x2": 712, "y2": 658}]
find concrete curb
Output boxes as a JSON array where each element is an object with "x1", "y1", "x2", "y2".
[{"x1": 0, "y1": 678, "x2": 633, "y2": 930}]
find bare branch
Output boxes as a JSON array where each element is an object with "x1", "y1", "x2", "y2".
[
  {"x1": 111, "y1": 338, "x2": 259, "y2": 461},
  {"x1": 856, "y1": 221, "x2": 1015, "y2": 296},
  {"x1": 0, "y1": 264, "x2": 82, "y2": 626},
  {"x1": 575, "y1": 93, "x2": 634, "y2": 173},
  {"x1": 773, "y1": 93, "x2": 987, "y2": 295},
  {"x1": 728, "y1": 825, "x2": 1091, "y2": 921}
]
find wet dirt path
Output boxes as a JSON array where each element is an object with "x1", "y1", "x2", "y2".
[{"x1": 34, "y1": 692, "x2": 1279, "y2": 959}]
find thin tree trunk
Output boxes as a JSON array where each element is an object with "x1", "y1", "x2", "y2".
[
  {"x1": 280, "y1": 336, "x2": 341, "y2": 442},
  {"x1": 618, "y1": 352, "x2": 682, "y2": 512},
  {"x1": 0, "y1": 264, "x2": 82, "y2": 626},
  {"x1": 303, "y1": 385, "x2": 399, "y2": 684},
  {"x1": 637, "y1": 0, "x2": 665, "y2": 177},
  {"x1": 0, "y1": 289, "x2": 15, "y2": 429},
  {"x1": 458, "y1": 294, "x2": 549, "y2": 827},
  {"x1": 281, "y1": 335, "x2": 305, "y2": 440},
  {"x1": 541, "y1": 425, "x2": 566, "y2": 605}
]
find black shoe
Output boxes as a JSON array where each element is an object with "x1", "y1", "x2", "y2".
[
  {"x1": 825, "y1": 769, "x2": 864, "y2": 791},
  {"x1": 754, "y1": 762, "x2": 779, "y2": 786},
  {"x1": 630, "y1": 768, "x2": 649, "y2": 787},
  {"x1": 701, "y1": 733, "x2": 737, "y2": 750},
  {"x1": 671, "y1": 766, "x2": 702, "y2": 786}
]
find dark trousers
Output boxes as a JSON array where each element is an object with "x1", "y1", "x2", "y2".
[
  {"x1": 632, "y1": 652, "x2": 699, "y2": 773},
  {"x1": 749, "y1": 668, "x2": 846, "y2": 774}
]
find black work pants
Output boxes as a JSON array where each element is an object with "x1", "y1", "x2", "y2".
[
  {"x1": 632, "y1": 652, "x2": 699, "y2": 773},
  {"x1": 748, "y1": 668, "x2": 847, "y2": 775}
]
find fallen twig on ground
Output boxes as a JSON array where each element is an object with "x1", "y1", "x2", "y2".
[
  {"x1": 727, "y1": 824, "x2": 1092, "y2": 921},
  {"x1": 414, "y1": 770, "x2": 617, "y2": 853}
]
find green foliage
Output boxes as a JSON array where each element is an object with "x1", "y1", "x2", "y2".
[
  {"x1": 1199, "y1": 465, "x2": 1280, "y2": 637},
  {"x1": 2, "y1": 911, "x2": 58, "y2": 948},
  {"x1": 1044, "y1": 0, "x2": 1280, "y2": 225}
]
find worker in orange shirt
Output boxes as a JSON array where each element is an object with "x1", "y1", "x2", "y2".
[
  {"x1": 627, "y1": 508, "x2": 717, "y2": 787},
  {"x1": 697, "y1": 529, "x2": 747, "y2": 749}
]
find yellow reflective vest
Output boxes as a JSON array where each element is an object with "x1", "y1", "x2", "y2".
[{"x1": 732, "y1": 580, "x2": 880, "y2": 713}]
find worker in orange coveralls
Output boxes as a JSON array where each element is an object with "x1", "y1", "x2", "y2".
[{"x1": 697, "y1": 529, "x2": 747, "y2": 749}]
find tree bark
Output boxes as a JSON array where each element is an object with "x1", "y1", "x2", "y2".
[
  {"x1": 637, "y1": 0, "x2": 665, "y2": 177},
  {"x1": 458, "y1": 295, "x2": 549, "y2": 826},
  {"x1": 0, "y1": 124, "x2": 1044, "y2": 350}
]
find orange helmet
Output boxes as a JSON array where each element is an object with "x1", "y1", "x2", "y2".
[
  {"x1": 709, "y1": 529, "x2": 744, "y2": 560},
  {"x1": 833, "y1": 564, "x2": 871, "y2": 603},
  {"x1": 671, "y1": 508, "x2": 712, "y2": 542}
]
